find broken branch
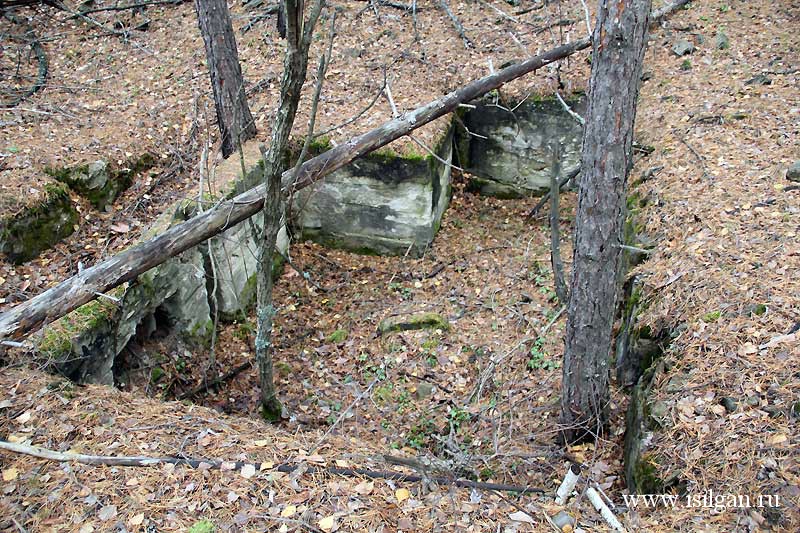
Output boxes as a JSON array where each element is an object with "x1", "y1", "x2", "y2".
[{"x1": 0, "y1": 439, "x2": 545, "y2": 494}]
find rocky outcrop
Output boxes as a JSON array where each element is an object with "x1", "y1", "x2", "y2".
[
  {"x1": 0, "y1": 182, "x2": 78, "y2": 264},
  {"x1": 37, "y1": 142, "x2": 288, "y2": 385},
  {"x1": 458, "y1": 96, "x2": 584, "y2": 198},
  {"x1": 46, "y1": 154, "x2": 156, "y2": 210},
  {"x1": 292, "y1": 124, "x2": 454, "y2": 257}
]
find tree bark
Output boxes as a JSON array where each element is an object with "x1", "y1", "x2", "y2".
[
  {"x1": 548, "y1": 141, "x2": 568, "y2": 306},
  {"x1": 559, "y1": 0, "x2": 651, "y2": 444},
  {"x1": 255, "y1": 0, "x2": 320, "y2": 420},
  {"x1": 195, "y1": 0, "x2": 256, "y2": 158}
]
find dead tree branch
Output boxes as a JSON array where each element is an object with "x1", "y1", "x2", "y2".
[
  {"x1": 0, "y1": 11, "x2": 47, "y2": 108},
  {"x1": 526, "y1": 166, "x2": 580, "y2": 218},
  {"x1": 439, "y1": 0, "x2": 472, "y2": 49},
  {"x1": 0, "y1": 439, "x2": 545, "y2": 494}
]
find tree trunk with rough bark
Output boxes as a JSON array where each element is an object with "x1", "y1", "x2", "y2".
[
  {"x1": 559, "y1": 0, "x2": 651, "y2": 444},
  {"x1": 195, "y1": 0, "x2": 256, "y2": 158},
  {"x1": 255, "y1": 0, "x2": 320, "y2": 420}
]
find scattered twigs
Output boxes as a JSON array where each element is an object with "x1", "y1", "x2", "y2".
[
  {"x1": 675, "y1": 128, "x2": 708, "y2": 177},
  {"x1": 241, "y1": 3, "x2": 280, "y2": 33},
  {"x1": 51, "y1": 0, "x2": 137, "y2": 38},
  {"x1": 477, "y1": 0, "x2": 518, "y2": 23},
  {"x1": 533, "y1": 18, "x2": 573, "y2": 35},
  {"x1": 555, "y1": 91, "x2": 584, "y2": 125},
  {"x1": 548, "y1": 143, "x2": 568, "y2": 306},
  {"x1": 314, "y1": 69, "x2": 387, "y2": 138},
  {"x1": 0, "y1": 11, "x2": 48, "y2": 108},
  {"x1": 379, "y1": 0, "x2": 415, "y2": 10},
  {"x1": 309, "y1": 377, "x2": 379, "y2": 454},
  {"x1": 618, "y1": 244, "x2": 652, "y2": 255},
  {"x1": 438, "y1": 0, "x2": 472, "y2": 49},
  {"x1": 383, "y1": 78, "x2": 399, "y2": 117},
  {"x1": 514, "y1": 4, "x2": 545, "y2": 16},
  {"x1": 579, "y1": 0, "x2": 592, "y2": 38},
  {"x1": 0, "y1": 440, "x2": 545, "y2": 494},
  {"x1": 650, "y1": 0, "x2": 692, "y2": 26},
  {"x1": 70, "y1": 0, "x2": 186, "y2": 16},
  {"x1": 177, "y1": 360, "x2": 252, "y2": 400},
  {"x1": 526, "y1": 166, "x2": 580, "y2": 218}
]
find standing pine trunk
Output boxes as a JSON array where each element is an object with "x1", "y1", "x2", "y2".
[
  {"x1": 195, "y1": 0, "x2": 257, "y2": 158},
  {"x1": 559, "y1": 0, "x2": 651, "y2": 443}
]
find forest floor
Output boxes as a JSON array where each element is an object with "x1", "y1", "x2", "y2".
[{"x1": 1, "y1": 0, "x2": 799, "y2": 532}]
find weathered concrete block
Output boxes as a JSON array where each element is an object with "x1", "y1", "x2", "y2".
[
  {"x1": 293, "y1": 125, "x2": 453, "y2": 257},
  {"x1": 460, "y1": 97, "x2": 584, "y2": 198}
]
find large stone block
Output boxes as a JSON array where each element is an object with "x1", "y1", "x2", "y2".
[
  {"x1": 460, "y1": 96, "x2": 584, "y2": 198},
  {"x1": 293, "y1": 125, "x2": 453, "y2": 257}
]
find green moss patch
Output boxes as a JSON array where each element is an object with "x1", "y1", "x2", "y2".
[
  {"x1": 378, "y1": 312, "x2": 450, "y2": 335},
  {"x1": 0, "y1": 182, "x2": 78, "y2": 263},
  {"x1": 38, "y1": 288, "x2": 123, "y2": 363},
  {"x1": 46, "y1": 153, "x2": 155, "y2": 210}
]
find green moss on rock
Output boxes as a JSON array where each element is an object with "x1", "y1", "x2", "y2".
[
  {"x1": 37, "y1": 289, "x2": 122, "y2": 364},
  {"x1": 378, "y1": 312, "x2": 450, "y2": 335},
  {"x1": 46, "y1": 153, "x2": 155, "y2": 210},
  {"x1": 0, "y1": 182, "x2": 78, "y2": 263}
]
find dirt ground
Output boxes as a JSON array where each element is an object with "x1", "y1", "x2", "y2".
[{"x1": 1, "y1": 0, "x2": 799, "y2": 531}]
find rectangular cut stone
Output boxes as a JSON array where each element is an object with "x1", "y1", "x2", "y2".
[
  {"x1": 461, "y1": 97, "x2": 584, "y2": 198},
  {"x1": 293, "y1": 124, "x2": 454, "y2": 257}
]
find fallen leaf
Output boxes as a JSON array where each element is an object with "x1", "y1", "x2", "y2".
[
  {"x1": 318, "y1": 515, "x2": 336, "y2": 531},
  {"x1": 109, "y1": 222, "x2": 130, "y2": 233},
  {"x1": 770, "y1": 433, "x2": 788, "y2": 445},
  {"x1": 241, "y1": 464, "x2": 256, "y2": 479},
  {"x1": 281, "y1": 504, "x2": 297, "y2": 518},
  {"x1": 253, "y1": 439, "x2": 270, "y2": 447},
  {"x1": 98, "y1": 505, "x2": 117, "y2": 521},
  {"x1": 129, "y1": 513, "x2": 145, "y2": 526},
  {"x1": 15, "y1": 411, "x2": 31, "y2": 424},
  {"x1": 395, "y1": 487, "x2": 410, "y2": 503},
  {"x1": 509, "y1": 510, "x2": 535, "y2": 523},
  {"x1": 354, "y1": 480, "x2": 374, "y2": 495},
  {"x1": 2, "y1": 468, "x2": 19, "y2": 481}
]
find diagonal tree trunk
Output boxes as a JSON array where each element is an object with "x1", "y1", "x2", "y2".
[
  {"x1": 559, "y1": 0, "x2": 652, "y2": 444},
  {"x1": 195, "y1": 0, "x2": 257, "y2": 158},
  {"x1": 0, "y1": 1, "x2": 694, "y2": 343}
]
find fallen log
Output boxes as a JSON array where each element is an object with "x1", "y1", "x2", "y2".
[
  {"x1": 0, "y1": 439, "x2": 545, "y2": 494},
  {"x1": 0, "y1": 38, "x2": 590, "y2": 341},
  {"x1": 0, "y1": 0, "x2": 692, "y2": 341}
]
